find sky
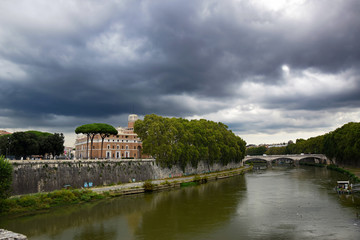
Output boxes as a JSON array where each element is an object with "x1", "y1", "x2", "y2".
[{"x1": 0, "y1": 0, "x2": 360, "y2": 147}]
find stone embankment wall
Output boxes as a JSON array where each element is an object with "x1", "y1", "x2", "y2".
[{"x1": 11, "y1": 159, "x2": 243, "y2": 195}]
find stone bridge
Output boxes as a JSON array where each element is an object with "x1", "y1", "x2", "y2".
[{"x1": 244, "y1": 154, "x2": 332, "y2": 166}]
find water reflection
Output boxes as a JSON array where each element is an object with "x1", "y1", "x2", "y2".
[
  {"x1": 134, "y1": 177, "x2": 247, "y2": 240},
  {"x1": 74, "y1": 224, "x2": 117, "y2": 240},
  {"x1": 0, "y1": 176, "x2": 247, "y2": 240},
  {"x1": 1, "y1": 167, "x2": 360, "y2": 240}
]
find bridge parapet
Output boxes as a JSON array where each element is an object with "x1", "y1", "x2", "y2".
[{"x1": 244, "y1": 154, "x2": 331, "y2": 165}]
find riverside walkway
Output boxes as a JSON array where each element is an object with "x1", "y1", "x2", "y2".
[{"x1": 90, "y1": 166, "x2": 251, "y2": 195}]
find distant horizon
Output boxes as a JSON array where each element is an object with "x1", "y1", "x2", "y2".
[{"x1": 1, "y1": 117, "x2": 354, "y2": 148}]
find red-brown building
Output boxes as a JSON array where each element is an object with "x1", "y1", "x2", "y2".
[
  {"x1": 75, "y1": 114, "x2": 147, "y2": 159},
  {"x1": 0, "y1": 130, "x2": 12, "y2": 136}
]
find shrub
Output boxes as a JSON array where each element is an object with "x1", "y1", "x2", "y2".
[
  {"x1": 0, "y1": 156, "x2": 13, "y2": 200},
  {"x1": 143, "y1": 181, "x2": 155, "y2": 192},
  {"x1": 193, "y1": 175, "x2": 201, "y2": 183}
]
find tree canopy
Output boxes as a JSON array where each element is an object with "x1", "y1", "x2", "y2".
[
  {"x1": 246, "y1": 145, "x2": 267, "y2": 156},
  {"x1": 0, "y1": 131, "x2": 64, "y2": 159},
  {"x1": 264, "y1": 122, "x2": 360, "y2": 167},
  {"x1": 134, "y1": 114, "x2": 246, "y2": 171},
  {"x1": 75, "y1": 123, "x2": 118, "y2": 159},
  {"x1": 0, "y1": 155, "x2": 13, "y2": 201}
]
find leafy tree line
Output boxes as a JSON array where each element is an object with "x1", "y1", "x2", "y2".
[
  {"x1": 264, "y1": 122, "x2": 360, "y2": 167},
  {"x1": 134, "y1": 114, "x2": 246, "y2": 171},
  {"x1": 75, "y1": 123, "x2": 118, "y2": 159},
  {"x1": 245, "y1": 145, "x2": 267, "y2": 156},
  {"x1": 0, "y1": 131, "x2": 64, "y2": 159},
  {"x1": 0, "y1": 156, "x2": 12, "y2": 208}
]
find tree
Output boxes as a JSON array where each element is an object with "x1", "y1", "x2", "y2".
[
  {"x1": 75, "y1": 123, "x2": 117, "y2": 159},
  {"x1": 0, "y1": 131, "x2": 64, "y2": 159},
  {"x1": 96, "y1": 123, "x2": 118, "y2": 159},
  {"x1": 0, "y1": 155, "x2": 13, "y2": 200},
  {"x1": 47, "y1": 133, "x2": 65, "y2": 157},
  {"x1": 134, "y1": 114, "x2": 247, "y2": 171},
  {"x1": 10, "y1": 132, "x2": 39, "y2": 159},
  {"x1": 75, "y1": 124, "x2": 93, "y2": 159},
  {"x1": 246, "y1": 146, "x2": 267, "y2": 156}
]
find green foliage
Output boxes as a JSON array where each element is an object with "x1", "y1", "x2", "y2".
[
  {"x1": 143, "y1": 180, "x2": 155, "y2": 192},
  {"x1": 265, "y1": 146, "x2": 287, "y2": 155},
  {"x1": 0, "y1": 156, "x2": 13, "y2": 200},
  {"x1": 25, "y1": 131, "x2": 52, "y2": 137},
  {"x1": 75, "y1": 123, "x2": 118, "y2": 159},
  {"x1": 134, "y1": 114, "x2": 246, "y2": 171},
  {"x1": 0, "y1": 132, "x2": 64, "y2": 159},
  {"x1": 265, "y1": 122, "x2": 360, "y2": 167},
  {"x1": 1, "y1": 189, "x2": 105, "y2": 215},
  {"x1": 323, "y1": 122, "x2": 360, "y2": 167},
  {"x1": 326, "y1": 165, "x2": 360, "y2": 183},
  {"x1": 246, "y1": 145, "x2": 267, "y2": 156},
  {"x1": 192, "y1": 175, "x2": 202, "y2": 183}
]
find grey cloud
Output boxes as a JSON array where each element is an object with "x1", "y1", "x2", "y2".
[{"x1": 0, "y1": 0, "x2": 360, "y2": 142}]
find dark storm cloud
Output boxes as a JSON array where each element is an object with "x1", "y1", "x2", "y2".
[{"x1": 0, "y1": 0, "x2": 360, "y2": 142}]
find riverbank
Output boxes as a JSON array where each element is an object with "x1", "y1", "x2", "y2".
[
  {"x1": 0, "y1": 166, "x2": 252, "y2": 216},
  {"x1": 342, "y1": 166, "x2": 360, "y2": 179},
  {"x1": 299, "y1": 162, "x2": 360, "y2": 183}
]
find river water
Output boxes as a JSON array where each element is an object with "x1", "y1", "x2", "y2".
[{"x1": 1, "y1": 166, "x2": 360, "y2": 239}]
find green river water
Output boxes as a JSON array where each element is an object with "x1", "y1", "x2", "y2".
[{"x1": 1, "y1": 166, "x2": 360, "y2": 239}]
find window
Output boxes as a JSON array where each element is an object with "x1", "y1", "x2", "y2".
[
  {"x1": 107, "y1": 145, "x2": 110, "y2": 150},
  {"x1": 134, "y1": 146, "x2": 136, "y2": 149},
  {"x1": 117, "y1": 145, "x2": 120, "y2": 149},
  {"x1": 126, "y1": 145, "x2": 129, "y2": 150}
]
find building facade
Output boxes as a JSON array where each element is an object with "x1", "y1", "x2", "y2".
[
  {"x1": 75, "y1": 114, "x2": 146, "y2": 159},
  {"x1": 0, "y1": 130, "x2": 12, "y2": 136}
]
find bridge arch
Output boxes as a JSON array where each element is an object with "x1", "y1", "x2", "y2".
[
  {"x1": 271, "y1": 158, "x2": 295, "y2": 165},
  {"x1": 244, "y1": 158, "x2": 267, "y2": 165},
  {"x1": 299, "y1": 157, "x2": 322, "y2": 164}
]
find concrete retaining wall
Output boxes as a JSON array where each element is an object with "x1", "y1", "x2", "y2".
[{"x1": 11, "y1": 159, "x2": 243, "y2": 195}]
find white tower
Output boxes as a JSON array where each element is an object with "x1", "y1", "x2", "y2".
[{"x1": 128, "y1": 114, "x2": 139, "y2": 129}]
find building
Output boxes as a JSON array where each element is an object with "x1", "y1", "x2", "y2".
[
  {"x1": 75, "y1": 114, "x2": 146, "y2": 159},
  {"x1": 0, "y1": 130, "x2": 12, "y2": 136}
]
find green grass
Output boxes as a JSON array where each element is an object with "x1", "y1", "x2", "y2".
[
  {"x1": 327, "y1": 164, "x2": 360, "y2": 183},
  {"x1": 0, "y1": 189, "x2": 104, "y2": 216}
]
